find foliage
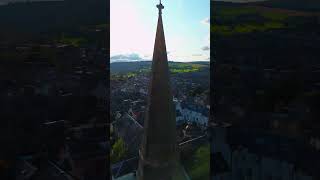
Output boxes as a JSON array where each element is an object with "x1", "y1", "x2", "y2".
[
  {"x1": 212, "y1": 22, "x2": 285, "y2": 35},
  {"x1": 212, "y1": 6, "x2": 293, "y2": 35},
  {"x1": 184, "y1": 144, "x2": 210, "y2": 180},
  {"x1": 189, "y1": 86, "x2": 205, "y2": 97},
  {"x1": 126, "y1": 72, "x2": 137, "y2": 78},
  {"x1": 110, "y1": 138, "x2": 127, "y2": 164},
  {"x1": 215, "y1": 6, "x2": 289, "y2": 21},
  {"x1": 171, "y1": 68, "x2": 199, "y2": 73},
  {"x1": 59, "y1": 34, "x2": 88, "y2": 47},
  {"x1": 260, "y1": 11, "x2": 289, "y2": 21},
  {"x1": 169, "y1": 63, "x2": 206, "y2": 74}
]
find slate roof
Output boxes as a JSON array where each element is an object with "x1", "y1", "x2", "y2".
[
  {"x1": 112, "y1": 157, "x2": 138, "y2": 179},
  {"x1": 180, "y1": 102, "x2": 209, "y2": 116}
]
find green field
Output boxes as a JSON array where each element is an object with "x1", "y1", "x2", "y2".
[
  {"x1": 110, "y1": 61, "x2": 209, "y2": 78},
  {"x1": 212, "y1": 22, "x2": 285, "y2": 35},
  {"x1": 216, "y1": 6, "x2": 290, "y2": 21},
  {"x1": 170, "y1": 63, "x2": 207, "y2": 74},
  {"x1": 212, "y1": 6, "x2": 292, "y2": 35}
]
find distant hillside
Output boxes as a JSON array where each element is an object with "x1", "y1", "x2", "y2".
[
  {"x1": 212, "y1": 0, "x2": 320, "y2": 36},
  {"x1": 0, "y1": 0, "x2": 108, "y2": 34},
  {"x1": 110, "y1": 61, "x2": 152, "y2": 74},
  {"x1": 256, "y1": 0, "x2": 320, "y2": 12},
  {"x1": 213, "y1": 0, "x2": 320, "y2": 12},
  {"x1": 110, "y1": 61, "x2": 210, "y2": 75}
]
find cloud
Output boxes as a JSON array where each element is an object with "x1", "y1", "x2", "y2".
[
  {"x1": 201, "y1": 17, "x2": 210, "y2": 26},
  {"x1": 143, "y1": 54, "x2": 152, "y2": 58},
  {"x1": 110, "y1": 53, "x2": 144, "y2": 62},
  {"x1": 111, "y1": 53, "x2": 142, "y2": 60},
  {"x1": 202, "y1": 46, "x2": 210, "y2": 51}
]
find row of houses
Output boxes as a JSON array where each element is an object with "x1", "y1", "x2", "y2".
[
  {"x1": 175, "y1": 99, "x2": 209, "y2": 128},
  {"x1": 211, "y1": 123, "x2": 318, "y2": 180}
]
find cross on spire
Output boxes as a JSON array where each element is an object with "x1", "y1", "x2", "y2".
[{"x1": 157, "y1": 0, "x2": 164, "y2": 14}]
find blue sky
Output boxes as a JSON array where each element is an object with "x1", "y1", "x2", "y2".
[{"x1": 110, "y1": 0, "x2": 210, "y2": 62}]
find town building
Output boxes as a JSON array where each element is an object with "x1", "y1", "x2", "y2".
[{"x1": 211, "y1": 123, "x2": 317, "y2": 180}]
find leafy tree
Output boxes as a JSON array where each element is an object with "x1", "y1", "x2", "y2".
[
  {"x1": 183, "y1": 144, "x2": 210, "y2": 180},
  {"x1": 110, "y1": 138, "x2": 127, "y2": 164}
]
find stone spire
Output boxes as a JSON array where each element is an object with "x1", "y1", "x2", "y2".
[{"x1": 137, "y1": 1, "x2": 178, "y2": 180}]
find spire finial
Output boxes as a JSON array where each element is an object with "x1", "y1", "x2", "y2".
[{"x1": 157, "y1": 0, "x2": 164, "y2": 14}]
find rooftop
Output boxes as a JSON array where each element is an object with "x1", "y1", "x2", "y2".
[
  {"x1": 113, "y1": 173, "x2": 136, "y2": 180},
  {"x1": 113, "y1": 163, "x2": 190, "y2": 180}
]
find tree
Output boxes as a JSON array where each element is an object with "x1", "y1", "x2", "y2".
[{"x1": 110, "y1": 138, "x2": 127, "y2": 164}]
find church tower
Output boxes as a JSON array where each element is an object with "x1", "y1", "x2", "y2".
[{"x1": 137, "y1": 1, "x2": 178, "y2": 180}]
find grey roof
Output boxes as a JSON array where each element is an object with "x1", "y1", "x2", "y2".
[
  {"x1": 180, "y1": 102, "x2": 209, "y2": 116},
  {"x1": 112, "y1": 157, "x2": 139, "y2": 178},
  {"x1": 30, "y1": 161, "x2": 75, "y2": 180}
]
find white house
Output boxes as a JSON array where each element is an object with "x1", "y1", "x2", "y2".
[{"x1": 175, "y1": 100, "x2": 209, "y2": 128}]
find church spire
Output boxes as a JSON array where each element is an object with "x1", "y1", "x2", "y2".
[
  {"x1": 137, "y1": 1, "x2": 178, "y2": 180},
  {"x1": 157, "y1": 0, "x2": 164, "y2": 14}
]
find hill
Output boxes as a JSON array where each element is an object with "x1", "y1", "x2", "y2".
[
  {"x1": 256, "y1": 0, "x2": 320, "y2": 12},
  {"x1": 212, "y1": 0, "x2": 320, "y2": 36},
  {"x1": 0, "y1": 0, "x2": 108, "y2": 36},
  {"x1": 213, "y1": 0, "x2": 320, "y2": 12},
  {"x1": 110, "y1": 61, "x2": 210, "y2": 75}
]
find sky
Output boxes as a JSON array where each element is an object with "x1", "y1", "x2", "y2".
[{"x1": 110, "y1": 0, "x2": 210, "y2": 62}]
